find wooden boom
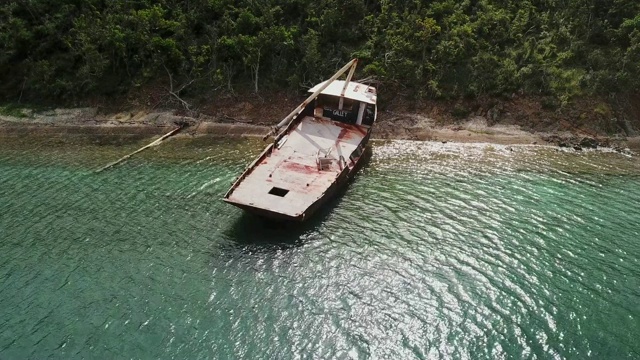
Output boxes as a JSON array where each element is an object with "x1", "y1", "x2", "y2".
[{"x1": 262, "y1": 58, "x2": 358, "y2": 140}]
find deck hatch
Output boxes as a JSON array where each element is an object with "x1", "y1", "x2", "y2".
[{"x1": 268, "y1": 187, "x2": 289, "y2": 197}]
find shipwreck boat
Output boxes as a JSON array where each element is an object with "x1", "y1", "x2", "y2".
[{"x1": 223, "y1": 59, "x2": 377, "y2": 221}]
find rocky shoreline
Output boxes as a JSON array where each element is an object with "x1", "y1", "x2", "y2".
[{"x1": 0, "y1": 106, "x2": 638, "y2": 154}]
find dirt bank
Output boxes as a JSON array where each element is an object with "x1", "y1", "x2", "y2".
[{"x1": 1, "y1": 93, "x2": 638, "y2": 152}]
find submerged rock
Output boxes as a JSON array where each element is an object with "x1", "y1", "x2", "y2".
[{"x1": 579, "y1": 137, "x2": 598, "y2": 149}]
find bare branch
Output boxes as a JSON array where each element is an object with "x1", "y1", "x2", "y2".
[
  {"x1": 175, "y1": 78, "x2": 196, "y2": 94},
  {"x1": 169, "y1": 90, "x2": 192, "y2": 112},
  {"x1": 162, "y1": 63, "x2": 198, "y2": 116},
  {"x1": 163, "y1": 64, "x2": 174, "y2": 92}
]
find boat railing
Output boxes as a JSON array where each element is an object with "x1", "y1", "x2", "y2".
[
  {"x1": 316, "y1": 147, "x2": 334, "y2": 171},
  {"x1": 339, "y1": 155, "x2": 347, "y2": 170}
]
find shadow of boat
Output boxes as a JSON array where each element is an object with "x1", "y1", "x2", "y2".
[{"x1": 222, "y1": 147, "x2": 373, "y2": 252}]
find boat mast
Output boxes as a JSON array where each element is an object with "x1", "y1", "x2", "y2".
[
  {"x1": 339, "y1": 62, "x2": 357, "y2": 110},
  {"x1": 262, "y1": 59, "x2": 358, "y2": 140}
]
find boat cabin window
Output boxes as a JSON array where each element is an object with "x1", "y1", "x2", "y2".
[{"x1": 362, "y1": 103, "x2": 375, "y2": 126}]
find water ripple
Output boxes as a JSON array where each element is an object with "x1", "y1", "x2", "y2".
[{"x1": 1, "y1": 138, "x2": 640, "y2": 358}]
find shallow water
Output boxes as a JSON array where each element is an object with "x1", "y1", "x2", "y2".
[{"x1": 1, "y1": 135, "x2": 639, "y2": 359}]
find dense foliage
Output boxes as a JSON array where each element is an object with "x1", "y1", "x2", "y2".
[{"x1": 1, "y1": 0, "x2": 639, "y2": 103}]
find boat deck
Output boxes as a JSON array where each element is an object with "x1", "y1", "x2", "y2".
[{"x1": 226, "y1": 116, "x2": 367, "y2": 218}]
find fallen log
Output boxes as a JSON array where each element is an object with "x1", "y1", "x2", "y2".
[{"x1": 96, "y1": 125, "x2": 183, "y2": 173}]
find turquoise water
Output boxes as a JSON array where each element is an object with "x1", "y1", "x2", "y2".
[{"x1": 1, "y1": 135, "x2": 639, "y2": 359}]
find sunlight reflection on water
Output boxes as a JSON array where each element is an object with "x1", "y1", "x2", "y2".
[{"x1": 0, "y1": 137, "x2": 639, "y2": 358}]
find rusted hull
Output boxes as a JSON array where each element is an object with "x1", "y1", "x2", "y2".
[
  {"x1": 223, "y1": 115, "x2": 371, "y2": 221},
  {"x1": 222, "y1": 66, "x2": 376, "y2": 223},
  {"x1": 224, "y1": 143, "x2": 370, "y2": 222},
  {"x1": 297, "y1": 144, "x2": 371, "y2": 221},
  {"x1": 222, "y1": 199, "x2": 305, "y2": 221}
]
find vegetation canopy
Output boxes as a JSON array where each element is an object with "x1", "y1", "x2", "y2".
[{"x1": 1, "y1": 0, "x2": 639, "y2": 103}]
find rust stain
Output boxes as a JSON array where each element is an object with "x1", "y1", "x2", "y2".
[
  {"x1": 282, "y1": 160, "x2": 317, "y2": 174},
  {"x1": 334, "y1": 121, "x2": 367, "y2": 136},
  {"x1": 336, "y1": 128, "x2": 350, "y2": 143}
]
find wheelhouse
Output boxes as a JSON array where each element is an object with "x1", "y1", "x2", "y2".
[{"x1": 303, "y1": 80, "x2": 377, "y2": 126}]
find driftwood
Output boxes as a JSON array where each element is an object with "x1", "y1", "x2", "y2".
[{"x1": 96, "y1": 126, "x2": 183, "y2": 173}]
